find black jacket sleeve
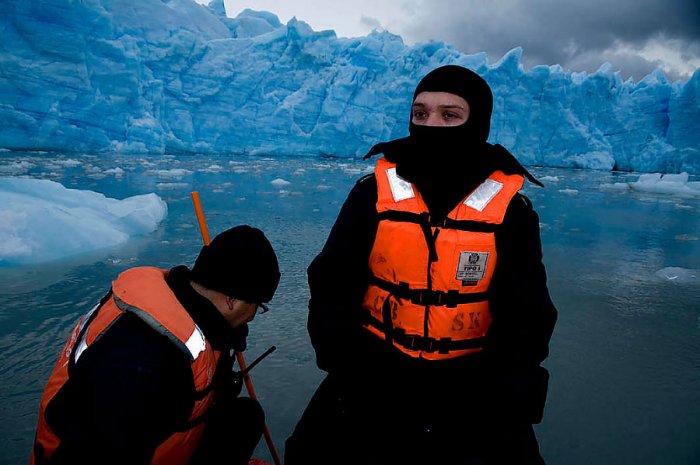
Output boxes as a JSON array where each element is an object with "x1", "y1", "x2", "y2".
[
  {"x1": 44, "y1": 313, "x2": 195, "y2": 465},
  {"x1": 307, "y1": 175, "x2": 379, "y2": 373},
  {"x1": 307, "y1": 174, "x2": 557, "y2": 423},
  {"x1": 481, "y1": 193, "x2": 558, "y2": 424},
  {"x1": 308, "y1": 178, "x2": 557, "y2": 369},
  {"x1": 486, "y1": 193, "x2": 558, "y2": 369}
]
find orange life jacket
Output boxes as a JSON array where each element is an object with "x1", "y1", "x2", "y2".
[
  {"x1": 31, "y1": 267, "x2": 221, "y2": 465},
  {"x1": 361, "y1": 156, "x2": 524, "y2": 360}
]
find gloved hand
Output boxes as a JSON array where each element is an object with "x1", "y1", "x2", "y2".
[
  {"x1": 231, "y1": 323, "x2": 249, "y2": 352},
  {"x1": 223, "y1": 345, "x2": 276, "y2": 400},
  {"x1": 226, "y1": 370, "x2": 244, "y2": 398},
  {"x1": 486, "y1": 365, "x2": 550, "y2": 424}
]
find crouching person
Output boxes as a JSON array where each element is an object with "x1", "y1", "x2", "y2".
[{"x1": 31, "y1": 225, "x2": 281, "y2": 465}]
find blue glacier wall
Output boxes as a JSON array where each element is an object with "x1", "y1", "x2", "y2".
[{"x1": 0, "y1": 0, "x2": 698, "y2": 173}]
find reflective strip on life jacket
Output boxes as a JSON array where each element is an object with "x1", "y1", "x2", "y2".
[{"x1": 362, "y1": 156, "x2": 523, "y2": 360}]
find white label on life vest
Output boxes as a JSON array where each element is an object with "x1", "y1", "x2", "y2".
[
  {"x1": 464, "y1": 179, "x2": 503, "y2": 212},
  {"x1": 456, "y1": 251, "x2": 490, "y2": 282},
  {"x1": 386, "y1": 167, "x2": 415, "y2": 202}
]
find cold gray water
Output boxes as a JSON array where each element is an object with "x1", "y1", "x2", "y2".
[{"x1": 0, "y1": 152, "x2": 698, "y2": 464}]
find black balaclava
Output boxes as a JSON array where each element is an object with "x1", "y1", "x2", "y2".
[
  {"x1": 399, "y1": 65, "x2": 496, "y2": 219},
  {"x1": 364, "y1": 65, "x2": 542, "y2": 219},
  {"x1": 408, "y1": 64, "x2": 493, "y2": 152}
]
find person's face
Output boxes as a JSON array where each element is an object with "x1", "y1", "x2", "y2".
[
  {"x1": 411, "y1": 92, "x2": 470, "y2": 127},
  {"x1": 221, "y1": 296, "x2": 260, "y2": 328}
]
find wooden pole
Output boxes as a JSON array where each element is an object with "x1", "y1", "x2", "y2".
[{"x1": 190, "y1": 191, "x2": 282, "y2": 465}]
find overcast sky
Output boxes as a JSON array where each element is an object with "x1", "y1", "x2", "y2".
[{"x1": 215, "y1": 0, "x2": 699, "y2": 82}]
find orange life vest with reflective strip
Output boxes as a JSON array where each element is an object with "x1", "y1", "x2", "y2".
[
  {"x1": 31, "y1": 267, "x2": 221, "y2": 465},
  {"x1": 361, "y1": 156, "x2": 524, "y2": 360}
]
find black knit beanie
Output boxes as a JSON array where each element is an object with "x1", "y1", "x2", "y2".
[{"x1": 191, "y1": 225, "x2": 280, "y2": 303}]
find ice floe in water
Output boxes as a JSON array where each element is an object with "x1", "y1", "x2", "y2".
[
  {"x1": 655, "y1": 267, "x2": 699, "y2": 284},
  {"x1": 0, "y1": 177, "x2": 167, "y2": 266}
]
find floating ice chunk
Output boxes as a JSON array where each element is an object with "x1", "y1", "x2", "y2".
[
  {"x1": 0, "y1": 210, "x2": 32, "y2": 258},
  {"x1": 271, "y1": 178, "x2": 291, "y2": 187},
  {"x1": 0, "y1": 177, "x2": 167, "y2": 266},
  {"x1": 600, "y1": 182, "x2": 631, "y2": 191},
  {"x1": 156, "y1": 182, "x2": 189, "y2": 189},
  {"x1": 559, "y1": 188, "x2": 579, "y2": 195},
  {"x1": 540, "y1": 176, "x2": 560, "y2": 182},
  {"x1": 629, "y1": 172, "x2": 700, "y2": 198},
  {"x1": 654, "y1": 267, "x2": 699, "y2": 284},
  {"x1": 0, "y1": 161, "x2": 35, "y2": 175},
  {"x1": 201, "y1": 164, "x2": 224, "y2": 173},
  {"x1": 147, "y1": 169, "x2": 193, "y2": 179},
  {"x1": 104, "y1": 167, "x2": 125, "y2": 177},
  {"x1": 52, "y1": 159, "x2": 82, "y2": 167}
]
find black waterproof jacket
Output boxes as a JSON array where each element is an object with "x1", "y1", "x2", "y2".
[
  {"x1": 37, "y1": 266, "x2": 248, "y2": 464},
  {"x1": 307, "y1": 144, "x2": 558, "y2": 424}
]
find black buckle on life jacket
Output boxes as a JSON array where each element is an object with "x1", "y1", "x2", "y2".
[
  {"x1": 413, "y1": 290, "x2": 430, "y2": 306},
  {"x1": 427, "y1": 215, "x2": 447, "y2": 228},
  {"x1": 392, "y1": 329, "x2": 452, "y2": 354},
  {"x1": 411, "y1": 289, "x2": 460, "y2": 308},
  {"x1": 371, "y1": 277, "x2": 486, "y2": 308}
]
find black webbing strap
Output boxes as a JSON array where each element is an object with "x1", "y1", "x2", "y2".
[
  {"x1": 377, "y1": 210, "x2": 499, "y2": 232},
  {"x1": 381, "y1": 295, "x2": 395, "y2": 345},
  {"x1": 363, "y1": 313, "x2": 485, "y2": 354},
  {"x1": 180, "y1": 351, "x2": 232, "y2": 431},
  {"x1": 369, "y1": 276, "x2": 489, "y2": 308},
  {"x1": 441, "y1": 217, "x2": 499, "y2": 233},
  {"x1": 377, "y1": 210, "x2": 426, "y2": 225},
  {"x1": 192, "y1": 372, "x2": 218, "y2": 401},
  {"x1": 392, "y1": 328, "x2": 485, "y2": 354},
  {"x1": 377, "y1": 211, "x2": 438, "y2": 260}
]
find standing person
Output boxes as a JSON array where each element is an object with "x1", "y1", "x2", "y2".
[
  {"x1": 31, "y1": 225, "x2": 281, "y2": 465},
  {"x1": 286, "y1": 65, "x2": 558, "y2": 465}
]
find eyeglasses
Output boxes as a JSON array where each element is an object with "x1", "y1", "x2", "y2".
[{"x1": 257, "y1": 302, "x2": 269, "y2": 315}]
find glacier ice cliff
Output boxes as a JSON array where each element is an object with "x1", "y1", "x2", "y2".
[{"x1": 0, "y1": 0, "x2": 698, "y2": 173}]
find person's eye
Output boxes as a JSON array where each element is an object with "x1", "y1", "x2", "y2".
[
  {"x1": 443, "y1": 112, "x2": 460, "y2": 120},
  {"x1": 412, "y1": 110, "x2": 427, "y2": 119}
]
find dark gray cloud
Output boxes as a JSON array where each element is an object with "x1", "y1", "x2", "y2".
[
  {"x1": 400, "y1": 0, "x2": 700, "y2": 81},
  {"x1": 360, "y1": 15, "x2": 382, "y2": 30}
]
